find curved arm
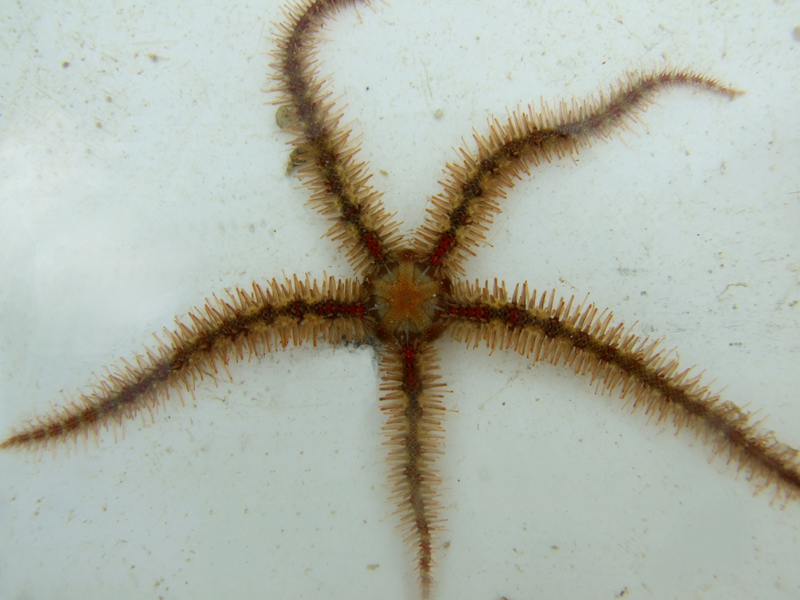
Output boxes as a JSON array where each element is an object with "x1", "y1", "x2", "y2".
[
  {"x1": 441, "y1": 279, "x2": 800, "y2": 505},
  {"x1": 271, "y1": 0, "x2": 401, "y2": 275},
  {"x1": 1, "y1": 276, "x2": 370, "y2": 451},
  {"x1": 413, "y1": 69, "x2": 742, "y2": 278}
]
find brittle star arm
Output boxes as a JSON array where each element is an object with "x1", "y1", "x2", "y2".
[
  {"x1": 271, "y1": 0, "x2": 401, "y2": 275},
  {"x1": 379, "y1": 340, "x2": 447, "y2": 600},
  {"x1": 441, "y1": 279, "x2": 800, "y2": 504},
  {"x1": 413, "y1": 69, "x2": 742, "y2": 278},
  {"x1": 0, "y1": 276, "x2": 370, "y2": 451}
]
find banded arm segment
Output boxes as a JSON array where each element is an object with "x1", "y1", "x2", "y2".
[
  {"x1": 271, "y1": 0, "x2": 401, "y2": 275},
  {"x1": 443, "y1": 279, "x2": 800, "y2": 505},
  {"x1": 1, "y1": 276, "x2": 370, "y2": 451},
  {"x1": 413, "y1": 68, "x2": 741, "y2": 278},
  {"x1": 380, "y1": 340, "x2": 447, "y2": 600}
]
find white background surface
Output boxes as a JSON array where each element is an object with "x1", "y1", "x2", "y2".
[{"x1": 1, "y1": 0, "x2": 799, "y2": 599}]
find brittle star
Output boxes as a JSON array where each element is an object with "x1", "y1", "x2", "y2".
[{"x1": 1, "y1": 1, "x2": 800, "y2": 600}]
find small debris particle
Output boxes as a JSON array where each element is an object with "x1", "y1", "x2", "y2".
[{"x1": 275, "y1": 105, "x2": 294, "y2": 129}]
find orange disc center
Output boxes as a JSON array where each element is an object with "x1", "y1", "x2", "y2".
[{"x1": 373, "y1": 259, "x2": 442, "y2": 338}]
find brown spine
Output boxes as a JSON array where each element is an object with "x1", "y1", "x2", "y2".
[
  {"x1": 414, "y1": 68, "x2": 742, "y2": 278},
  {"x1": 1, "y1": 276, "x2": 369, "y2": 451},
  {"x1": 444, "y1": 280, "x2": 800, "y2": 505},
  {"x1": 380, "y1": 340, "x2": 447, "y2": 599},
  {"x1": 271, "y1": 0, "x2": 401, "y2": 275}
]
